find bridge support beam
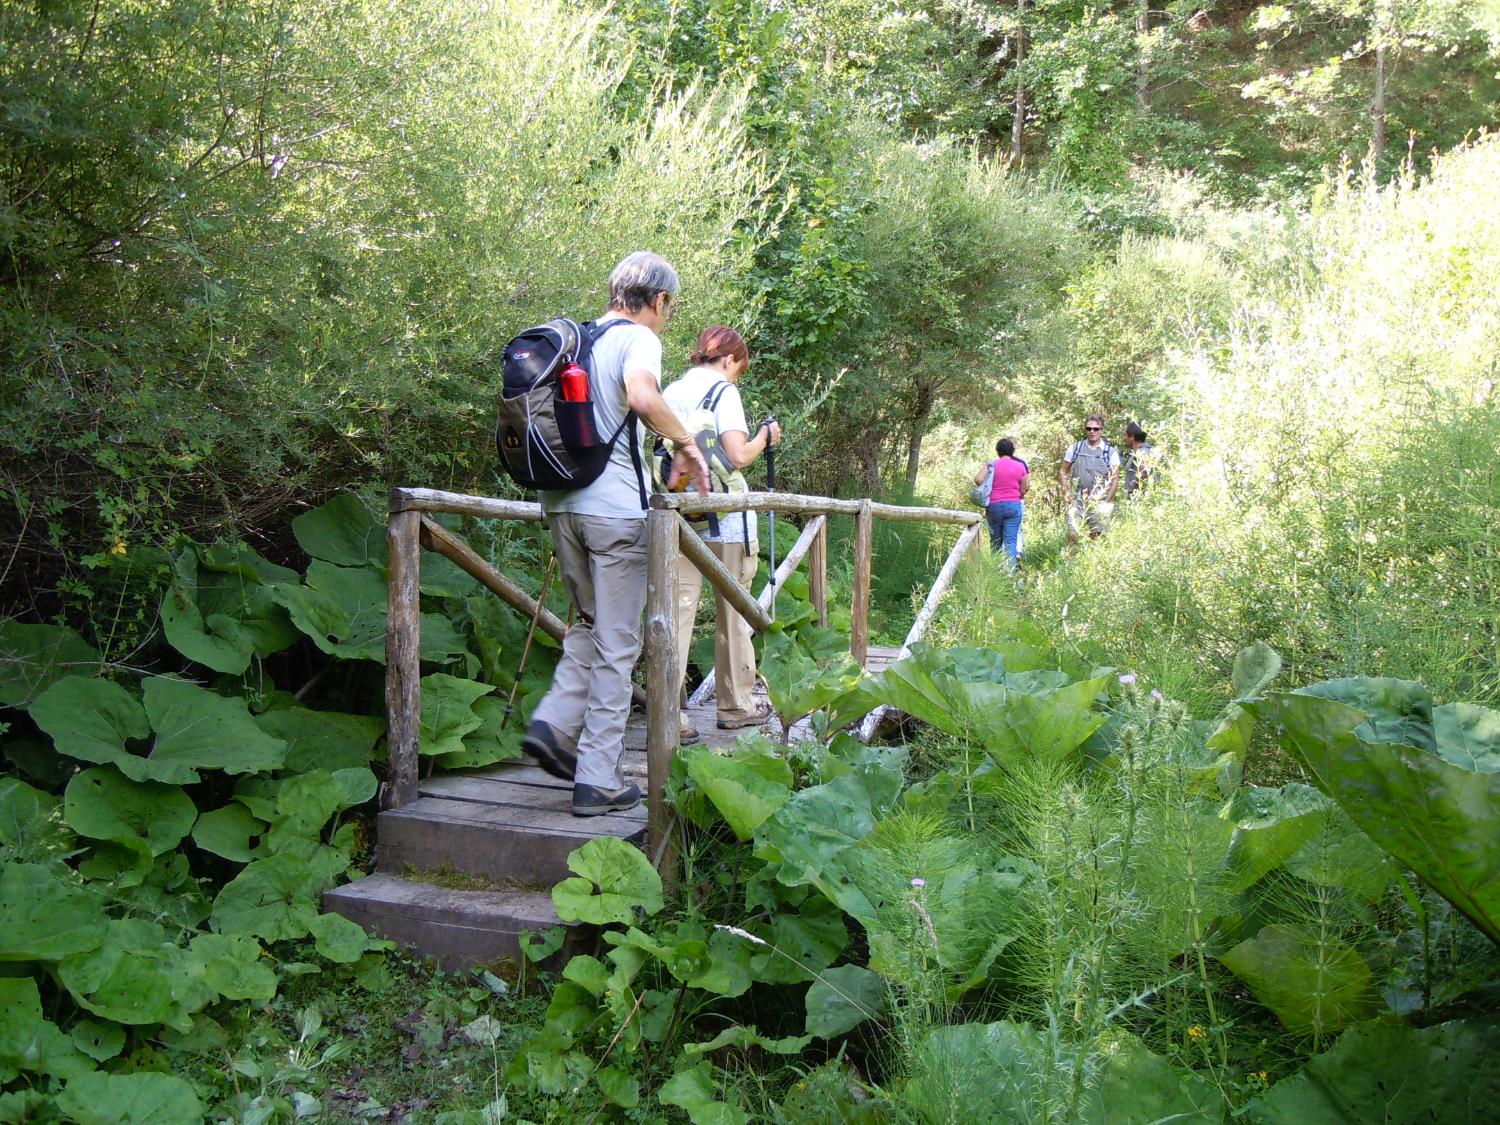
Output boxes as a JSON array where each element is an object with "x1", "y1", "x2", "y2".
[{"x1": 644, "y1": 507, "x2": 680, "y2": 884}]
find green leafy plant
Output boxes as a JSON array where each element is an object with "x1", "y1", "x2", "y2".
[{"x1": 1254, "y1": 678, "x2": 1500, "y2": 944}]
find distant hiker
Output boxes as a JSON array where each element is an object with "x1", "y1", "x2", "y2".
[
  {"x1": 1061, "y1": 414, "x2": 1120, "y2": 549},
  {"x1": 1121, "y1": 421, "x2": 1156, "y2": 497},
  {"x1": 522, "y1": 252, "x2": 710, "y2": 817},
  {"x1": 661, "y1": 326, "x2": 781, "y2": 740},
  {"x1": 974, "y1": 438, "x2": 1028, "y2": 568}
]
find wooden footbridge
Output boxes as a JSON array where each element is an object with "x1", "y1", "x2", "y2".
[{"x1": 324, "y1": 487, "x2": 984, "y2": 969}]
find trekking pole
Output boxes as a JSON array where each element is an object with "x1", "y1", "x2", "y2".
[
  {"x1": 502, "y1": 554, "x2": 556, "y2": 730},
  {"x1": 763, "y1": 417, "x2": 778, "y2": 621}
]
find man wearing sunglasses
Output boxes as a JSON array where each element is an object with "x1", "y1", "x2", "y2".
[{"x1": 1060, "y1": 414, "x2": 1120, "y2": 550}]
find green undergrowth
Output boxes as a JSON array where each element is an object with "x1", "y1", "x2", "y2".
[
  {"x1": 0, "y1": 494, "x2": 565, "y2": 1121},
  {"x1": 498, "y1": 607, "x2": 1500, "y2": 1122}
]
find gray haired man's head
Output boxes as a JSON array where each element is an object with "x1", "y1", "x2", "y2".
[{"x1": 608, "y1": 251, "x2": 680, "y2": 313}]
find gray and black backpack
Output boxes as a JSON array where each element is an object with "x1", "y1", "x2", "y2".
[{"x1": 495, "y1": 316, "x2": 646, "y2": 502}]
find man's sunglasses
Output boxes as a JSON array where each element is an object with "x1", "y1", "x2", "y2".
[{"x1": 1085, "y1": 425, "x2": 1102, "y2": 431}]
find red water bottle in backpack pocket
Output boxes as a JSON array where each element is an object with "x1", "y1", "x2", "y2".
[{"x1": 560, "y1": 361, "x2": 590, "y2": 403}]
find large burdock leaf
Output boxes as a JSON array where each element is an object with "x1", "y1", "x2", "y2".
[
  {"x1": 272, "y1": 561, "x2": 472, "y2": 665},
  {"x1": 264, "y1": 768, "x2": 373, "y2": 854},
  {"x1": 63, "y1": 767, "x2": 196, "y2": 855},
  {"x1": 0, "y1": 776, "x2": 71, "y2": 855},
  {"x1": 1243, "y1": 1018, "x2": 1500, "y2": 1123},
  {"x1": 56, "y1": 1070, "x2": 204, "y2": 1125},
  {"x1": 191, "y1": 803, "x2": 266, "y2": 861},
  {"x1": 308, "y1": 911, "x2": 376, "y2": 963},
  {"x1": 1219, "y1": 924, "x2": 1377, "y2": 1036},
  {"x1": 418, "y1": 673, "x2": 493, "y2": 756},
  {"x1": 0, "y1": 621, "x2": 102, "y2": 707},
  {"x1": 0, "y1": 978, "x2": 93, "y2": 1082},
  {"x1": 187, "y1": 933, "x2": 277, "y2": 1001},
  {"x1": 804, "y1": 964, "x2": 885, "y2": 1038},
  {"x1": 136, "y1": 677, "x2": 286, "y2": 783},
  {"x1": 761, "y1": 629, "x2": 866, "y2": 730},
  {"x1": 1221, "y1": 783, "x2": 1332, "y2": 893},
  {"x1": 1254, "y1": 681, "x2": 1500, "y2": 944},
  {"x1": 1079, "y1": 1038, "x2": 1223, "y2": 1123},
  {"x1": 984, "y1": 671, "x2": 1112, "y2": 767},
  {"x1": 683, "y1": 743, "x2": 794, "y2": 841},
  {"x1": 0, "y1": 862, "x2": 108, "y2": 961},
  {"x1": 255, "y1": 706, "x2": 383, "y2": 773},
  {"x1": 59, "y1": 919, "x2": 214, "y2": 1031},
  {"x1": 29, "y1": 676, "x2": 150, "y2": 769},
  {"x1": 552, "y1": 837, "x2": 664, "y2": 926},
  {"x1": 433, "y1": 696, "x2": 525, "y2": 771},
  {"x1": 161, "y1": 546, "x2": 301, "y2": 672},
  {"x1": 210, "y1": 852, "x2": 326, "y2": 941},
  {"x1": 293, "y1": 493, "x2": 385, "y2": 567},
  {"x1": 658, "y1": 1062, "x2": 748, "y2": 1125}
]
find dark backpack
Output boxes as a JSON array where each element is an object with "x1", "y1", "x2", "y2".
[{"x1": 494, "y1": 317, "x2": 646, "y2": 502}]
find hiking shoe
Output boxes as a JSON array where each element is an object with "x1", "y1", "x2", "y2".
[
  {"x1": 521, "y1": 720, "x2": 577, "y2": 782},
  {"x1": 679, "y1": 726, "x2": 702, "y2": 746},
  {"x1": 717, "y1": 702, "x2": 771, "y2": 730},
  {"x1": 572, "y1": 782, "x2": 642, "y2": 817}
]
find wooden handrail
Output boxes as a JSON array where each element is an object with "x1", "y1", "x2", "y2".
[
  {"x1": 391, "y1": 487, "x2": 544, "y2": 521},
  {"x1": 687, "y1": 515, "x2": 826, "y2": 708},
  {"x1": 858, "y1": 521, "x2": 986, "y2": 742},
  {"x1": 382, "y1": 482, "x2": 986, "y2": 829},
  {"x1": 652, "y1": 490, "x2": 980, "y2": 526},
  {"x1": 674, "y1": 515, "x2": 774, "y2": 635},
  {"x1": 420, "y1": 518, "x2": 568, "y2": 642}
]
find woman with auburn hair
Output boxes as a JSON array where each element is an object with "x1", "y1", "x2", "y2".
[{"x1": 661, "y1": 326, "x2": 782, "y2": 741}]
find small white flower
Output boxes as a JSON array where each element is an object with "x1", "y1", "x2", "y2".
[{"x1": 910, "y1": 877, "x2": 926, "y2": 889}]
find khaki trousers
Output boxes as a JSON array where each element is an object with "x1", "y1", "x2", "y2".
[
  {"x1": 674, "y1": 539, "x2": 760, "y2": 727},
  {"x1": 531, "y1": 513, "x2": 647, "y2": 790}
]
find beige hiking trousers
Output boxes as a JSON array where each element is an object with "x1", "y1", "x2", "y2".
[
  {"x1": 673, "y1": 539, "x2": 760, "y2": 729},
  {"x1": 531, "y1": 513, "x2": 648, "y2": 790}
]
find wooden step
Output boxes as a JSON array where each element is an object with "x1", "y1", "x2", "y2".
[
  {"x1": 323, "y1": 873, "x2": 580, "y2": 972},
  {"x1": 376, "y1": 765, "x2": 647, "y2": 885}
]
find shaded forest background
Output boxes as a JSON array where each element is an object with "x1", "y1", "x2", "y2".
[{"x1": 3, "y1": 0, "x2": 1499, "y2": 698}]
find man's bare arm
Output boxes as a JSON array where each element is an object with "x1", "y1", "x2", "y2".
[{"x1": 624, "y1": 368, "x2": 710, "y2": 494}]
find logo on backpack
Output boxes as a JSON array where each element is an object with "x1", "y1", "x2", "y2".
[{"x1": 494, "y1": 317, "x2": 648, "y2": 506}]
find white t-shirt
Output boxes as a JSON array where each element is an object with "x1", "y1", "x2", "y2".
[
  {"x1": 661, "y1": 365, "x2": 757, "y2": 545},
  {"x1": 538, "y1": 319, "x2": 660, "y2": 520}
]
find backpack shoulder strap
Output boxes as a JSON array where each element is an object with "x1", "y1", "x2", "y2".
[{"x1": 699, "y1": 379, "x2": 732, "y2": 413}]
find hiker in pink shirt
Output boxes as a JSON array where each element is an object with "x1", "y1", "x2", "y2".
[{"x1": 973, "y1": 438, "x2": 1029, "y2": 568}]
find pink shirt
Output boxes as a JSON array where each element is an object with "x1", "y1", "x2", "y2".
[{"x1": 988, "y1": 457, "x2": 1028, "y2": 503}]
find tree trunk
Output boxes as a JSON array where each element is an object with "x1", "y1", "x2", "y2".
[
  {"x1": 1136, "y1": 0, "x2": 1150, "y2": 113},
  {"x1": 1011, "y1": 0, "x2": 1027, "y2": 163},
  {"x1": 1372, "y1": 41, "x2": 1388, "y2": 161},
  {"x1": 903, "y1": 389, "x2": 934, "y2": 495}
]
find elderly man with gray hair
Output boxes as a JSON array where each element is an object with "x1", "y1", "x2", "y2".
[{"x1": 522, "y1": 251, "x2": 710, "y2": 816}]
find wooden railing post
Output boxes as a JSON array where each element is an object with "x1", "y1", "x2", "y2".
[
  {"x1": 850, "y1": 499, "x2": 873, "y2": 667},
  {"x1": 809, "y1": 517, "x2": 828, "y2": 628},
  {"x1": 385, "y1": 507, "x2": 422, "y2": 809},
  {"x1": 644, "y1": 508, "x2": 680, "y2": 881}
]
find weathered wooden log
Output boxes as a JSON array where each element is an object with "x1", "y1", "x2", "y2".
[
  {"x1": 390, "y1": 487, "x2": 543, "y2": 522},
  {"x1": 419, "y1": 516, "x2": 648, "y2": 710},
  {"x1": 652, "y1": 490, "x2": 978, "y2": 526},
  {"x1": 809, "y1": 517, "x2": 828, "y2": 628},
  {"x1": 644, "y1": 509, "x2": 680, "y2": 880},
  {"x1": 385, "y1": 510, "x2": 422, "y2": 809},
  {"x1": 419, "y1": 518, "x2": 567, "y2": 642},
  {"x1": 674, "y1": 515, "x2": 774, "y2": 635},
  {"x1": 653, "y1": 491, "x2": 860, "y2": 516},
  {"x1": 850, "y1": 499, "x2": 873, "y2": 667},
  {"x1": 686, "y1": 515, "x2": 826, "y2": 709},
  {"x1": 859, "y1": 521, "x2": 984, "y2": 742}
]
